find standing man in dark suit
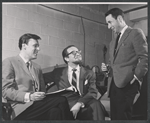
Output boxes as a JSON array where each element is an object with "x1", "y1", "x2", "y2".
[
  {"x1": 101, "y1": 8, "x2": 148, "y2": 120},
  {"x1": 44, "y1": 45, "x2": 106, "y2": 120},
  {"x1": 2, "y1": 33, "x2": 73, "y2": 120}
]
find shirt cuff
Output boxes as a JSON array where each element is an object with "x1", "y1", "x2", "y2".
[{"x1": 24, "y1": 93, "x2": 31, "y2": 102}]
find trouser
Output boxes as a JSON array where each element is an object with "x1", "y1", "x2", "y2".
[
  {"x1": 14, "y1": 95, "x2": 73, "y2": 120},
  {"x1": 77, "y1": 98, "x2": 106, "y2": 120},
  {"x1": 110, "y1": 79, "x2": 139, "y2": 120},
  {"x1": 62, "y1": 91, "x2": 106, "y2": 120}
]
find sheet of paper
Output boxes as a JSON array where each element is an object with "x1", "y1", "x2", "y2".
[{"x1": 45, "y1": 86, "x2": 74, "y2": 95}]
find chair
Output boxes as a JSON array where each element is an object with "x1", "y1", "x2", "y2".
[
  {"x1": 2, "y1": 97, "x2": 13, "y2": 120},
  {"x1": 91, "y1": 65, "x2": 107, "y2": 96}
]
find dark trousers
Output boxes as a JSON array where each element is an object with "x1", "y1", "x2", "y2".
[
  {"x1": 77, "y1": 99, "x2": 106, "y2": 120},
  {"x1": 14, "y1": 95, "x2": 73, "y2": 120},
  {"x1": 110, "y1": 79, "x2": 139, "y2": 120},
  {"x1": 62, "y1": 92, "x2": 106, "y2": 120}
]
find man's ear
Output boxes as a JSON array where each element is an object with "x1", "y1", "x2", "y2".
[
  {"x1": 22, "y1": 43, "x2": 26, "y2": 50},
  {"x1": 117, "y1": 15, "x2": 123, "y2": 23},
  {"x1": 64, "y1": 57, "x2": 69, "y2": 62}
]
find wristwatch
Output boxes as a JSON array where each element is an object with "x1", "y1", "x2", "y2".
[{"x1": 78, "y1": 102, "x2": 85, "y2": 108}]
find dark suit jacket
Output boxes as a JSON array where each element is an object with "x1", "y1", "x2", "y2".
[
  {"x1": 107, "y1": 27, "x2": 148, "y2": 94},
  {"x1": 44, "y1": 66, "x2": 98, "y2": 106},
  {"x1": 2, "y1": 55, "x2": 46, "y2": 119}
]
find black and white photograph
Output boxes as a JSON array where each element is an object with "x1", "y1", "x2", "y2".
[{"x1": 2, "y1": 2, "x2": 148, "y2": 121}]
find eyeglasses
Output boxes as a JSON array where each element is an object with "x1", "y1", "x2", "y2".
[{"x1": 67, "y1": 50, "x2": 81, "y2": 56}]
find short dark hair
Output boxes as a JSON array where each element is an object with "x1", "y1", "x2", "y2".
[
  {"x1": 105, "y1": 8, "x2": 124, "y2": 20},
  {"x1": 18, "y1": 33, "x2": 41, "y2": 50},
  {"x1": 62, "y1": 45, "x2": 75, "y2": 64}
]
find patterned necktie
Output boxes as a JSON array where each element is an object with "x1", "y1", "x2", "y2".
[
  {"x1": 72, "y1": 69, "x2": 77, "y2": 91},
  {"x1": 114, "y1": 32, "x2": 121, "y2": 55},
  {"x1": 26, "y1": 62, "x2": 38, "y2": 92}
]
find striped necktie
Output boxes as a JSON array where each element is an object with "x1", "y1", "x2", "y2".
[
  {"x1": 114, "y1": 32, "x2": 121, "y2": 55},
  {"x1": 72, "y1": 69, "x2": 77, "y2": 91}
]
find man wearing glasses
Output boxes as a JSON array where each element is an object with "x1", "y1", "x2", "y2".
[{"x1": 44, "y1": 45, "x2": 106, "y2": 120}]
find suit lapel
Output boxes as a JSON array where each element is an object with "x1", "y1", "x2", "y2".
[
  {"x1": 79, "y1": 67, "x2": 86, "y2": 95},
  {"x1": 114, "y1": 27, "x2": 132, "y2": 60},
  {"x1": 62, "y1": 67, "x2": 71, "y2": 87},
  {"x1": 17, "y1": 55, "x2": 31, "y2": 77},
  {"x1": 109, "y1": 39, "x2": 116, "y2": 63},
  {"x1": 112, "y1": 38, "x2": 116, "y2": 61}
]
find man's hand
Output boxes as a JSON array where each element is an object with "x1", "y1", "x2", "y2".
[
  {"x1": 70, "y1": 102, "x2": 82, "y2": 119},
  {"x1": 101, "y1": 63, "x2": 108, "y2": 72},
  {"x1": 30, "y1": 92, "x2": 45, "y2": 101}
]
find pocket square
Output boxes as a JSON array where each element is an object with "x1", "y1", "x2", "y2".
[{"x1": 84, "y1": 79, "x2": 88, "y2": 85}]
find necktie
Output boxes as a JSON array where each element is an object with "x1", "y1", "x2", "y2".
[
  {"x1": 114, "y1": 32, "x2": 121, "y2": 55},
  {"x1": 26, "y1": 62, "x2": 38, "y2": 92},
  {"x1": 26, "y1": 62, "x2": 30, "y2": 69},
  {"x1": 72, "y1": 69, "x2": 77, "y2": 91}
]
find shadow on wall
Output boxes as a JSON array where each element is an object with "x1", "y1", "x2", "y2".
[{"x1": 34, "y1": 53, "x2": 66, "y2": 73}]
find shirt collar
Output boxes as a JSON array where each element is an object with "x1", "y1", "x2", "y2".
[
  {"x1": 68, "y1": 65, "x2": 80, "y2": 72},
  {"x1": 19, "y1": 53, "x2": 30, "y2": 64},
  {"x1": 120, "y1": 25, "x2": 128, "y2": 35}
]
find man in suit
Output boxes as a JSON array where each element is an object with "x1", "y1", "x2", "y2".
[
  {"x1": 101, "y1": 8, "x2": 148, "y2": 120},
  {"x1": 2, "y1": 33, "x2": 73, "y2": 120},
  {"x1": 44, "y1": 45, "x2": 106, "y2": 120}
]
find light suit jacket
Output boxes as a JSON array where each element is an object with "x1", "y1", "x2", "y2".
[
  {"x1": 44, "y1": 66, "x2": 98, "y2": 107},
  {"x1": 107, "y1": 27, "x2": 148, "y2": 95},
  {"x1": 2, "y1": 55, "x2": 46, "y2": 119}
]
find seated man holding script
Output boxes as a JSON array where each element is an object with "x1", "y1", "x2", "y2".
[{"x1": 2, "y1": 33, "x2": 73, "y2": 120}]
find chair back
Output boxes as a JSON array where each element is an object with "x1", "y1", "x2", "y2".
[{"x1": 2, "y1": 97, "x2": 13, "y2": 120}]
